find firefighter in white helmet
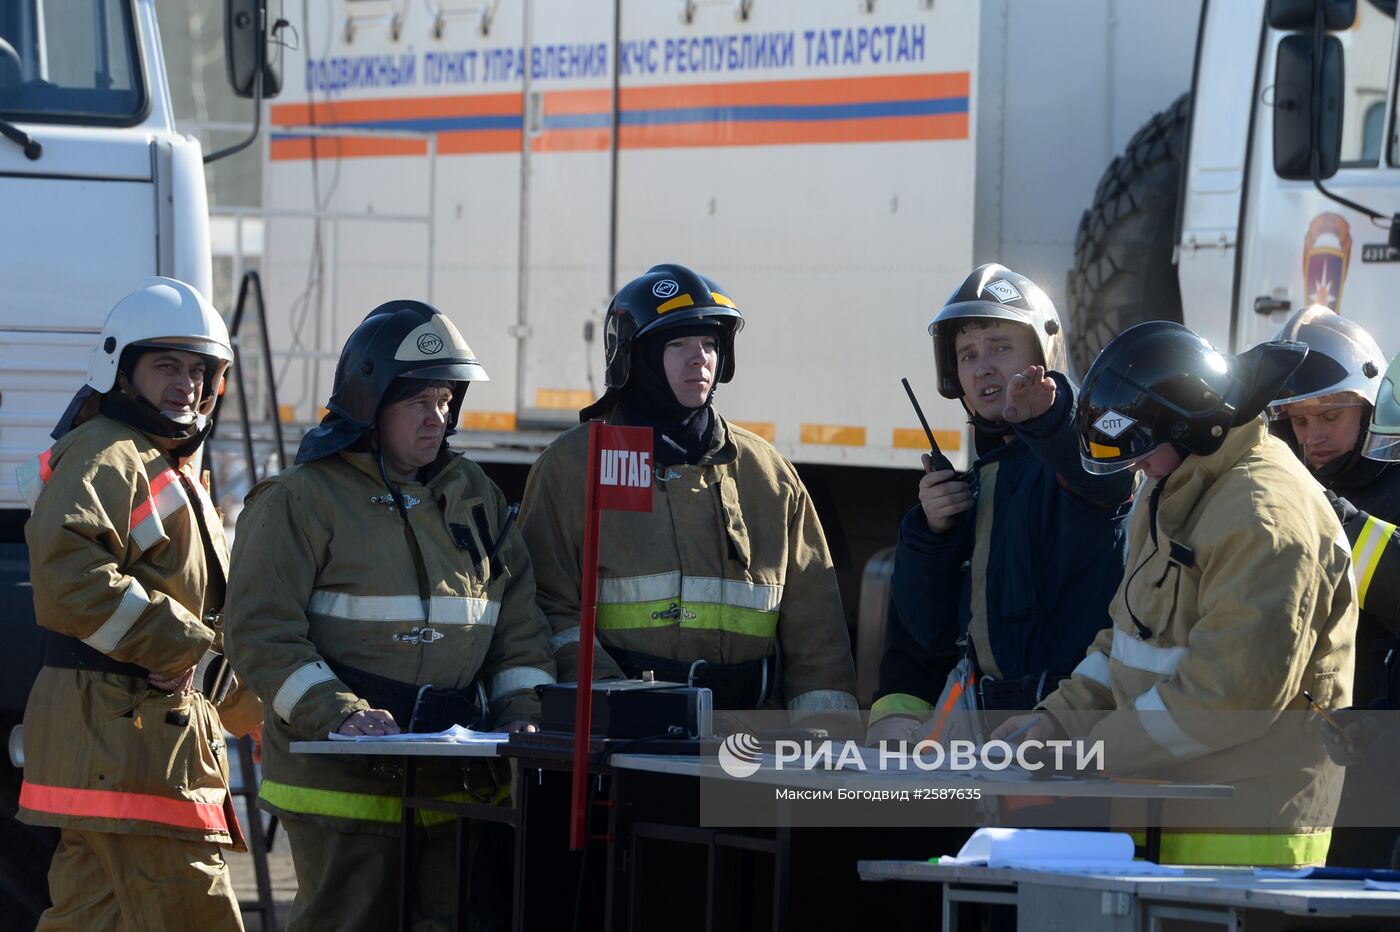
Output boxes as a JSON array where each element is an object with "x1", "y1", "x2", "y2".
[
  {"x1": 224, "y1": 300, "x2": 555, "y2": 930},
  {"x1": 16, "y1": 277, "x2": 261, "y2": 930},
  {"x1": 519, "y1": 263, "x2": 859, "y2": 718},
  {"x1": 1265, "y1": 308, "x2": 1400, "y2": 867}
]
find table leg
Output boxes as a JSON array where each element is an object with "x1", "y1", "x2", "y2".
[
  {"x1": 772, "y1": 823, "x2": 791, "y2": 932},
  {"x1": 1146, "y1": 798, "x2": 1163, "y2": 864},
  {"x1": 512, "y1": 764, "x2": 529, "y2": 932},
  {"x1": 401, "y1": 754, "x2": 416, "y2": 932}
]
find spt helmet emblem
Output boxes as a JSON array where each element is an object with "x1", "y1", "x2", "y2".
[
  {"x1": 417, "y1": 332, "x2": 444, "y2": 355},
  {"x1": 984, "y1": 279, "x2": 1023, "y2": 304},
  {"x1": 1093, "y1": 410, "x2": 1136, "y2": 439},
  {"x1": 652, "y1": 279, "x2": 680, "y2": 299}
]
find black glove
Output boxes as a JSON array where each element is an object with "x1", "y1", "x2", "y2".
[
  {"x1": 1322, "y1": 706, "x2": 1383, "y2": 767},
  {"x1": 1323, "y1": 489, "x2": 1360, "y2": 528}
]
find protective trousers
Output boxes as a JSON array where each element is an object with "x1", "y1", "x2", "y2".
[
  {"x1": 281, "y1": 816, "x2": 510, "y2": 932},
  {"x1": 36, "y1": 828, "x2": 243, "y2": 931}
]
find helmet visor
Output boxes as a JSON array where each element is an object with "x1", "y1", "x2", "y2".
[
  {"x1": 132, "y1": 336, "x2": 232, "y2": 362},
  {"x1": 1077, "y1": 369, "x2": 1165, "y2": 474},
  {"x1": 1363, "y1": 431, "x2": 1400, "y2": 462},
  {"x1": 1266, "y1": 395, "x2": 1367, "y2": 422},
  {"x1": 1080, "y1": 443, "x2": 1166, "y2": 475}
]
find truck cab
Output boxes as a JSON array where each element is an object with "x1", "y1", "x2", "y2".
[{"x1": 0, "y1": 3, "x2": 270, "y2": 923}]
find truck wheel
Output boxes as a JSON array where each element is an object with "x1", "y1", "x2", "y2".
[{"x1": 1067, "y1": 93, "x2": 1189, "y2": 376}]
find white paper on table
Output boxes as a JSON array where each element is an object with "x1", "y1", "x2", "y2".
[
  {"x1": 327, "y1": 724, "x2": 509, "y2": 744},
  {"x1": 1364, "y1": 879, "x2": 1400, "y2": 891},
  {"x1": 989, "y1": 859, "x2": 1183, "y2": 876},
  {"x1": 938, "y1": 827, "x2": 1179, "y2": 873}
]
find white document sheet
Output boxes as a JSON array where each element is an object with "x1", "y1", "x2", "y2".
[
  {"x1": 327, "y1": 724, "x2": 509, "y2": 744},
  {"x1": 938, "y1": 827, "x2": 1183, "y2": 875}
]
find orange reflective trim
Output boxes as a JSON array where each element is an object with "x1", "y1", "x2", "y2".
[
  {"x1": 926, "y1": 674, "x2": 974, "y2": 743},
  {"x1": 20, "y1": 781, "x2": 229, "y2": 833},
  {"x1": 129, "y1": 468, "x2": 182, "y2": 529}
]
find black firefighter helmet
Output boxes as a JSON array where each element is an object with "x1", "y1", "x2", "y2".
[
  {"x1": 601, "y1": 263, "x2": 744, "y2": 389},
  {"x1": 928, "y1": 263, "x2": 1067, "y2": 400},
  {"x1": 295, "y1": 300, "x2": 489, "y2": 464},
  {"x1": 1077, "y1": 320, "x2": 1307, "y2": 474}
]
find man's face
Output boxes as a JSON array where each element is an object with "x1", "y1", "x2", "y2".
[
  {"x1": 129, "y1": 349, "x2": 207, "y2": 422},
  {"x1": 1285, "y1": 398, "x2": 1365, "y2": 470},
  {"x1": 662, "y1": 333, "x2": 719, "y2": 409},
  {"x1": 1136, "y1": 443, "x2": 1183, "y2": 481},
  {"x1": 954, "y1": 321, "x2": 1039, "y2": 421},
  {"x1": 377, "y1": 384, "x2": 453, "y2": 477}
]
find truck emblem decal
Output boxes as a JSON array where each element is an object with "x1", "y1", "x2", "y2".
[
  {"x1": 417, "y1": 332, "x2": 444, "y2": 355},
  {"x1": 1093, "y1": 410, "x2": 1135, "y2": 438},
  {"x1": 1303, "y1": 212, "x2": 1352, "y2": 312},
  {"x1": 985, "y1": 279, "x2": 1022, "y2": 304},
  {"x1": 652, "y1": 279, "x2": 680, "y2": 299}
]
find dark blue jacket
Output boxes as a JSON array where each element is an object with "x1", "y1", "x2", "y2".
[{"x1": 875, "y1": 372, "x2": 1132, "y2": 712}]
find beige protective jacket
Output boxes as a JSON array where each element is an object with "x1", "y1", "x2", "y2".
[
  {"x1": 17, "y1": 415, "x2": 259, "y2": 848},
  {"x1": 1039, "y1": 418, "x2": 1357, "y2": 867},
  {"x1": 224, "y1": 450, "x2": 554, "y2": 833},
  {"x1": 520, "y1": 412, "x2": 858, "y2": 714}
]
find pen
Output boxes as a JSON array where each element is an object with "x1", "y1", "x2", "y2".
[
  {"x1": 1302, "y1": 689, "x2": 1355, "y2": 751},
  {"x1": 997, "y1": 718, "x2": 1038, "y2": 744}
]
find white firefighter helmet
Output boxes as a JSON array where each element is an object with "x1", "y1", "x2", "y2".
[
  {"x1": 86, "y1": 277, "x2": 233, "y2": 414},
  {"x1": 1265, "y1": 305, "x2": 1384, "y2": 417}
]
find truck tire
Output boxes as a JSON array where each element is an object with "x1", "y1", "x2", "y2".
[{"x1": 1067, "y1": 93, "x2": 1189, "y2": 376}]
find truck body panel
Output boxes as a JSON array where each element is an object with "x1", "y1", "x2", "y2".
[{"x1": 260, "y1": 0, "x2": 1198, "y2": 470}]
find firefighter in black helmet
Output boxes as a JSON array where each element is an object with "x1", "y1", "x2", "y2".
[
  {"x1": 224, "y1": 301, "x2": 554, "y2": 930},
  {"x1": 869, "y1": 263, "x2": 1134, "y2": 744},
  {"x1": 520, "y1": 263, "x2": 859, "y2": 718},
  {"x1": 995, "y1": 321, "x2": 1359, "y2": 868}
]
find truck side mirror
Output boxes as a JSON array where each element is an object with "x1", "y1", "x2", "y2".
[
  {"x1": 1266, "y1": 0, "x2": 1356, "y2": 31},
  {"x1": 225, "y1": 0, "x2": 283, "y2": 100},
  {"x1": 1274, "y1": 34, "x2": 1343, "y2": 181}
]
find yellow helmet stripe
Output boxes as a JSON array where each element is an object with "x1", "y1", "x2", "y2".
[
  {"x1": 710, "y1": 292, "x2": 737, "y2": 308},
  {"x1": 657, "y1": 293, "x2": 695, "y2": 314},
  {"x1": 1089, "y1": 441, "x2": 1121, "y2": 459}
]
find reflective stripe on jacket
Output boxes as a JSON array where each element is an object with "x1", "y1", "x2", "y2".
[
  {"x1": 520, "y1": 412, "x2": 858, "y2": 715},
  {"x1": 224, "y1": 450, "x2": 554, "y2": 832},
  {"x1": 17, "y1": 415, "x2": 254, "y2": 847},
  {"x1": 1040, "y1": 418, "x2": 1357, "y2": 867},
  {"x1": 873, "y1": 372, "x2": 1132, "y2": 723}
]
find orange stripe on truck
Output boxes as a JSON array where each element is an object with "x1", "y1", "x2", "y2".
[
  {"x1": 20, "y1": 781, "x2": 230, "y2": 833},
  {"x1": 271, "y1": 93, "x2": 522, "y2": 126},
  {"x1": 893, "y1": 428, "x2": 962, "y2": 451},
  {"x1": 269, "y1": 136, "x2": 429, "y2": 160},
  {"x1": 800, "y1": 424, "x2": 866, "y2": 446},
  {"x1": 619, "y1": 72, "x2": 969, "y2": 109}
]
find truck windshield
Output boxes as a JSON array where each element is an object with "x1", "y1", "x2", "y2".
[{"x1": 0, "y1": 0, "x2": 145, "y2": 125}]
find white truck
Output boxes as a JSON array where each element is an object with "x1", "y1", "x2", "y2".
[
  {"x1": 250, "y1": 1, "x2": 1202, "y2": 691},
  {"x1": 1069, "y1": 0, "x2": 1400, "y2": 374},
  {"x1": 251, "y1": 0, "x2": 1400, "y2": 697},
  {"x1": 0, "y1": 1, "x2": 280, "y2": 922},
  {"x1": 256, "y1": 0, "x2": 1200, "y2": 473}
]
